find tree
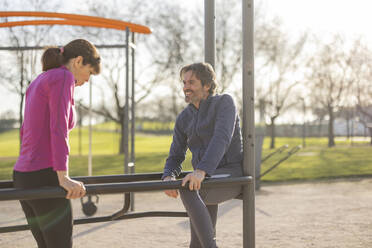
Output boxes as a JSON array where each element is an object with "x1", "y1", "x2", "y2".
[
  {"x1": 74, "y1": 0, "x2": 197, "y2": 153},
  {"x1": 146, "y1": 0, "x2": 246, "y2": 119},
  {"x1": 255, "y1": 19, "x2": 307, "y2": 149},
  {"x1": 337, "y1": 106, "x2": 355, "y2": 139},
  {"x1": 350, "y1": 40, "x2": 372, "y2": 144},
  {"x1": 307, "y1": 36, "x2": 354, "y2": 147},
  {"x1": 0, "y1": 0, "x2": 59, "y2": 146}
]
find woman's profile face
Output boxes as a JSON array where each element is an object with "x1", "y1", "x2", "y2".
[
  {"x1": 72, "y1": 56, "x2": 97, "y2": 86},
  {"x1": 74, "y1": 63, "x2": 95, "y2": 87}
]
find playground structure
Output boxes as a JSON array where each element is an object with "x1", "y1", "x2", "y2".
[
  {"x1": 0, "y1": 1, "x2": 256, "y2": 247},
  {"x1": 0, "y1": 10, "x2": 143, "y2": 215}
]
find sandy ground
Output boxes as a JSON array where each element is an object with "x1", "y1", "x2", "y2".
[{"x1": 1, "y1": 178, "x2": 372, "y2": 248}]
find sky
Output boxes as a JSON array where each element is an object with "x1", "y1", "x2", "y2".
[
  {"x1": 261, "y1": 0, "x2": 372, "y2": 42},
  {"x1": 1, "y1": 0, "x2": 372, "y2": 118}
]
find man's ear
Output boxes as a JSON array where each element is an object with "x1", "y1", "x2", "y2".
[{"x1": 204, "y1": 83, "x2": 211, "y2": 92}]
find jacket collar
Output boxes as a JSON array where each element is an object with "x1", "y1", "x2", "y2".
[{"x1": 188, "y1": 94, "x2": 213, "y2": 112}]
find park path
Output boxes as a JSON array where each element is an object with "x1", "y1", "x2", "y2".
[{"x1": 1, "y1": 178, "x2": 372, "y2": 247}]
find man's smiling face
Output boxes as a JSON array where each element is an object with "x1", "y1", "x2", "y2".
[{"x1": 182, "y1": 70, "x2": 210, "y2": 109}]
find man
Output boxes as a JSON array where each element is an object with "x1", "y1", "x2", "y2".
[{"x1": 162, "y1": 62, "x2": 243, "y2": 248}]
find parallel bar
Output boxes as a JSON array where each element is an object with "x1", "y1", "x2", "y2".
[
  {"x1": 0, "y1": 211, "x2": 188, "y2": 233},
  {"x1": 0, "y1": 224, "x2": 29, "y2": 233},
  {"x1": 0, "y1": 171, "x2": 194, "y2": 189},
  {"x1": 259, "y1": 146, "x2": 300, "y2": 179},
  {"x1": 242, "y1": 0, "x2": 255, "y2": 247},
  {"x1": 0, "y1": 181, "x2": 12, "y2": 189},
  {"x1": 261, "y1": 145, "x2": 288, "y2": 163},
  {"x1": 0, "y1": 176, "x2": 252, "y2": 201}
]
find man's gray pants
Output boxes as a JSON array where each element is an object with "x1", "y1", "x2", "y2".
[{"x1": 179, "y1": 165, "x2": 243, "y2": 248}]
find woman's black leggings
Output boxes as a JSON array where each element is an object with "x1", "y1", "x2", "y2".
[{"x1": 13, "y1": 168, "x2": 73, "y2": 248}]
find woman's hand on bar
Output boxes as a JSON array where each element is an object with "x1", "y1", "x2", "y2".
[{"x1": 57, "y1": 171, "x2": 86, "y2": 199}]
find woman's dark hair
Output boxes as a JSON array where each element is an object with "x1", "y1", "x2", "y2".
[
  {"x1": 180, "y1": 62, "x2": 217, "y2": 94},
  {"x1": 41, "y1": 39, "x2": 101, "y2": 73}
]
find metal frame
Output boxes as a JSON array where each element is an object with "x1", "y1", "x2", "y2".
[
  {"x1": 0, "y1": 44, "x2": 134, "y2": 50},
  {"x1": 204, "y1": 0, "x2": 256, "y2": 246},
  {"x1": 0, "y1": 40, "x2": 138, "y2": 216},
  {"x1": 0, "y1": 9, "x2": 142, "y2": 228},
  {"x1": 0, "y1": 2, "x2": 256, "y2": 246},
  {"x1": 0, "y1": 11, "x2": 152, "y2": 33},
  {"x1": 242, "y1": 1, "x2": 256, "y2": 247},
  {"x1": 0, "y1": 174, "x2": 252, "y2": 234}
]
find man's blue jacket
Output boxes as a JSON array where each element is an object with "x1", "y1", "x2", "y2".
[{"x1": 163, "y1": 94, "x2": 243, "y2": 178}]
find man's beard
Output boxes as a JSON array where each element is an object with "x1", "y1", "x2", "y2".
[{"x1": 184, "y1": 90, "x2": 193, "y2": 103}]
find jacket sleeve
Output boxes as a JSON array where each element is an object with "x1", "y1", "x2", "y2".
[
  {"x1": 162, "y1": 116, "x2": 188, "y2": 179},
  {"x1": 196, "y1": 95, "x2": 237, "y2": 176},
  {"x1": 48, "y1": 71, "x2": 74, "y2": 171}
]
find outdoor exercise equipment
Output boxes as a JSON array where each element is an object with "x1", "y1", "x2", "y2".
[
  {"x1": 255, "y1": 145, "x2": 301, "y2": 190},
  {"x1": 261, "y1": 144, "x2": 289, "y2": 163},
  {"x1": 0, "y1": 172, "x2": 251, "y2": 232},
  {"x1": 81, "y1": 195, "x2": 99, "y2": 216},
  {"x1": 0, "y1": 1, "x2": 256, "y2": 247},
  {"x1": 0, "y1": 10, "x2": 141, "y2": 216},
  {"x1": 259, "y1": 145, "x2": 301, "y2": 179}
]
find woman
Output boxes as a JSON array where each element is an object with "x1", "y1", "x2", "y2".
[{"x1": 13, "y1": 39, "x2": 101, "y2": 248}]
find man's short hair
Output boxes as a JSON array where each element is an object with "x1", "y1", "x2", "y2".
[{"x1": 180, "y1": 62, "x2": 217, "y2": 95}]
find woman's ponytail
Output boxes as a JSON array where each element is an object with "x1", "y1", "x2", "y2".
[
  {"x1": 41, "y1": 39, "x2": 100, "y2": 73},
  {"x1": 41, "y1": 47, "x2": 64, "y2": 71}
]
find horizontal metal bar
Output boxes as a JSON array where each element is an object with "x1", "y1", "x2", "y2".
[
  {"x1": 0, "y1": 44, "x2": 136, "y2": 51},
  {"x1": 0, "y1": 176, "x2": 252, "y2": 201},
  {"x1": 75, "y1": 211, "x2": 188, "y2": 225},
  {"x1": 0, "y1": 224, "x2": 29, "y2": 233},
  {"x1": 261, "y1": 144, "x2": 288, "y2": 163},
  {"x1": 0, "y1": 211, "x2": 188, "y2": 233},
  {"x1": 0, "y1": 171, "x2": 193, "y2": 189},
  {"x1": 259, "y1": 146, "x2": 301, "y2": 179},
  {"x1": 74, "y1": 171, "x2": 191, "y2": 184},
  {"x1": 0, "y1": 181, "x2": 12, "y2": 189}
]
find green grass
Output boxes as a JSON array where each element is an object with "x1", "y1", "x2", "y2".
[
  {"x1": 0, "y1": 151, "x2": 193, "y2": 180},
  {"x1": 1, "y1": 127, "x2": 372, "y2": 182},
  {"x1": 262, "y1": 136, "x2": 368, "y2": 148},
  {"x1": 0, "y1": 129, "x2": 21, "y2": 157},
  {"x1": 0, "y1": 127, "x2": 192, "y2": 180},
  {"x1": 260, "y1": 146, "x2": 372, "y2": 181}
]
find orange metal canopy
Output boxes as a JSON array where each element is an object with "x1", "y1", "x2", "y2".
[{"x1": 0, "y1": 11, "x2": 152, "y2": 34}]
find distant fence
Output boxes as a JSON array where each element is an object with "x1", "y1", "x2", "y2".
[
  {"x1": 265, "y1": 123, "x2": 370, "y2": 137},
  {"x1": 3, "y1": 119, "x2": 370, "y2": 137},
  {"x1": 136, "y1": 121, "x2": 371, "y2": 137},
  {"x1": 135, "y1": 121, "x2": 173, "y2": 135},
  {"x1": 0, "y1": 119, "x2": 17, "y2": 133}
]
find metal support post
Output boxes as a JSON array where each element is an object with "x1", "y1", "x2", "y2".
[
  {"x1": 124, "y1": 27, "x2": 130, "y2": 175},
  {"x1": 242, "y1": 0, "x2": 255, "y2": 247},
  {"x1": 123, "y1": 27, "x2": 131, "y2": 210},
  {"x1": 130, "y1": 32, "x2": 136, "y2": 211},
  {"x1": 88, "y1": 78, "x2": 93, "y2": 176},
  {"x1": 204, "y1": 0, "x2": 215, "y2": 68}
]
